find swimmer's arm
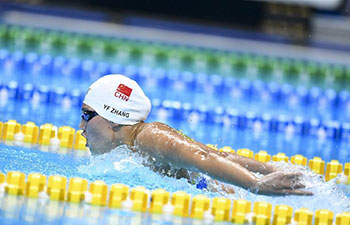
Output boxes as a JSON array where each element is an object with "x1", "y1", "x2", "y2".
[
  {"x1": 210, "y1": 180, "x2": 236, "y2": 194},
  {"x1": 198, "y1": 142, "x2": 278, "y2": 175},
  {"x1": 136, "y1": 123, "x2": 258, "y2": 190},
  {"x1": 226, "y1": 154, "x2": 279, "y2": 174}
]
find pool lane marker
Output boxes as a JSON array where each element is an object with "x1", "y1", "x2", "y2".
[
  {"x1": 1, "y1": 120, "x2": 88, "y2": 151},
  {"x1": 4, "y1": 171, "x2": 25, "y2": 195},
  {"x1": 67, "y1": 177, "x2": 88, "y2": 203},
  {"x1": 21, "y1": 122, "x2": 39, "y2": 144},
  {"x1": 2, "y1": 120, "x2": 21, "y2": 141},
  {"x1": 47, "y1": 175, "x2": 67, "y2": 201},
  {"x1": 336, "y1": 213, "x2": 350, "y2": 225},
  {"x1": 190, "y1": 194, "x2": 210, "y2": 220},
  {"x1": 253, "y1": 201, "x2": 272, "y2": 225},
  {"x1": 294, "y1": 208, "x2": 313, "y2": 225},
  {"x1": 149, "y1": 188, "x2": 169, "y2": 214},
  {"x1": 309, "y1": 157, "x2": 325, "y2": 175},
  {"x1": 0, "y1": 122, "x2": 3, "y2": 140},
  {"x1": 326, "y1": 160, "x2": 343, "y2": 182},
  {"x1": 231, "y1": 199, "x2": 251, "y2": 224},
  {"x1": 273, "y1": 205, "x2": 293, "y2": 225},
  {"x1": 211, "y1": 197, "x2": 231, "y2": 221},
  {"x1": 0, "y1": 171, "x2": 349, "y2": 224},
  {"x1": 254, "y1": 151, "x2": 271, "y2": 163},
  {"x1": 26, "y1": 173, "x2": 46, "y2": 198},
  {"x1": 315, "y1": 209, "x2": 334, "y2": 225},
  {"x1": 0, "y1": 120, "x2": 349, "y2": 185}
]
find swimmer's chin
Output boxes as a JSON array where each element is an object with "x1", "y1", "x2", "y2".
[
  {"x1": 87, "y1": 145, "x2": 99, "y2": 155},
  {"x1": 85, "y1": 141, "x2": 101, "y2": 155},
  {"x1": 89, "y1": 148, "x2": 100, "y2": 156},
  {"x1": 85, "y1": 143, "x2": 98, "y2": 155},
  {"x1": 88, "y1": 145, "x2": 115, "y2": 156}
]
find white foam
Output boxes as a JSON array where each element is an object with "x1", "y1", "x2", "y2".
[{"x1": 77, "y1": 146, "x2": 350, "y2": 213}]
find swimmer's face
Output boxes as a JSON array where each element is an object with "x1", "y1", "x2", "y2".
[{"x1": 79, "y1": 103, "x2": 115, "y2": 155}]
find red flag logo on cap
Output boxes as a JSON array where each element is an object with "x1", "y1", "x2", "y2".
[
  {"x1": 117, "y1": 84, "x2": 132, "y2": 97},
  {"x1": 115, "y1": 84, "x2": 133, "y2": 102}
]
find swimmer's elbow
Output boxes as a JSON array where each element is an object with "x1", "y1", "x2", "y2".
[
  {"x1": 196, "y1": 150, "x2": 211, "y2": 161},
  {"x1": 188, "y1": 150, "x2": 218, "y2": 171}
]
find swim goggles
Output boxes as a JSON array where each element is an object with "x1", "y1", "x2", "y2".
[{"x1": 81, "y1": 110, "x2": 99, "y2": 122}]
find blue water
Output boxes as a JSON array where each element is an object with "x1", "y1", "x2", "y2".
[
  {"x1": 1, "y1": 27, "x2": 350, "y2": 224},
  {"x1": 1, "y1": 52, "x2": 350, "y2": 124}
]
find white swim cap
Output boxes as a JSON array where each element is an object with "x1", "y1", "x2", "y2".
[{"x1": 83, "y1": 74, "x2": 151, "y2": 125}]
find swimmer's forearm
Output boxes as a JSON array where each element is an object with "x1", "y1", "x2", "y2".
[
  {"x1": 198, "y1": 143, "x2": 277, "y2": 174},
  {"x1": 225, "y1": 154, "x2": 278, "y2": 174},
  {"x1": 209, "y1": 165, "x2": 258, "y2": 190},
  {"x1": 195, "y1": 153, "x2": 258, "y2": 190}
]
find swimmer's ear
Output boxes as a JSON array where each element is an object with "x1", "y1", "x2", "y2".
[{"x1": 110, "y1": 122, "x2": 121, "y2": 132}]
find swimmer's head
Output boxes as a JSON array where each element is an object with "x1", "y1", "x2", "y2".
[
  {"x1": 83, "y1": 74, "x2": 151, "y2": 125},
  {"x1": 80, "y1": 74, "x2": 151, "y2": 154}
]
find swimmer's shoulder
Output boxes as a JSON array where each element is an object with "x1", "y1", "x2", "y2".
[
  {"x1": 131, "y1": 122, "x2": 179, "y2": 156},
  {"x1": 141, "y1": 122, "x2": 194, "y2": 137},
  {"x1": 133, "y1": 122, "x2": 188, "y2": 146},
  {"x1": 135, "y1": 122, "x2": 175, "y2": 138},
  {"x1": 138, "y1": 122, "x2": 195, "y2": 143},
  {"x1": 137, "y1": 122, "x2": 173, "y2": 132}
]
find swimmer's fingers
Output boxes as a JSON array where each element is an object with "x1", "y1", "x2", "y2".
[
  {"x1": 291, "y1": 182, "x2": 306, "y2": 189},
  {"x1": 211, "y1": 181, "x2": 236, "y2": 194},
  {"x1": 285, "y1": 171, "x2": 303, "y2": 179},
  {"x1": 280, "y1": 189, "x2": 313, "y2": 196},
  {"x1": 222, "y1": 185, "x2": 235, "y2": 194},
  {"x1": 276, "y1": 180, "x2": 305, "y2": 190},
  {"x1": 279, "y1": 172, "x2": 305, "y2": 189},
  {"x1": 256, "y1": 171, "x2": 310, "y2": 196},
  {"x1": 274, "y1": 179, "x2": 310, "y2": 194},
  {"x1": 286, "y1": 178, "x2": 305, "y2": 189},
  {"x1": 257, "y1": 188, "x2": 313, "y2": 196},
  {"x1": 260, "y1": 188, "x2": 313, "y2": 196}
]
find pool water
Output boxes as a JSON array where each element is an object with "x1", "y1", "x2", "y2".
[
  {"x1": 0, "y1": 143, "x2": 349, "y2": 210},
  {"x1": 1, "y1": 76, "x2": 350, "y2": 224},
  {"x1": 0, "y1": 22, "x2": 350, "y2": 224},
  {"x1": 1, "y1": 97, "x2": 349, "y2": 164}
]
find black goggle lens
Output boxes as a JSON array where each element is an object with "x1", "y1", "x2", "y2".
[{"x1": 81, "y1": 110, "x2": 98, "y2": 122}]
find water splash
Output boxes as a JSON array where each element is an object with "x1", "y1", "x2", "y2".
[
  {"x1": 77, "y1": 145, "x2": 211, "y2": 196},
  {"x1": 225, "y1": 162, "x2": 350, "y2": 214},
  {"x1": 77, "y1": 146, "x2": 350, "y2": 213},
  {"x1": 1, "y1": 144, "x2": 349, "y2": 213}
]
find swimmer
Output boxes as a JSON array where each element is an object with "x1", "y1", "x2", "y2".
[{"x1": 80, "y1": 74, "x2": 312, "y2": 196}]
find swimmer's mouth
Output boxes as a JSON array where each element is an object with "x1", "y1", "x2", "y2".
[{"x1": 81, "y1": 131, "x2": 89, "y2": 147}]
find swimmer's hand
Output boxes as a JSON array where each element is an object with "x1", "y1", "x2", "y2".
[
  {"x1": 252, "y1": 171, "x2": 313, "y2": 196},
  {"x1": 211, "y1": 180, "x2": 235, "y2": 194}
]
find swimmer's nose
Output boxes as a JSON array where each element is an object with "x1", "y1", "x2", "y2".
[{"x1": 79, "y1": 119, "x2": 87, "y2": 130}]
